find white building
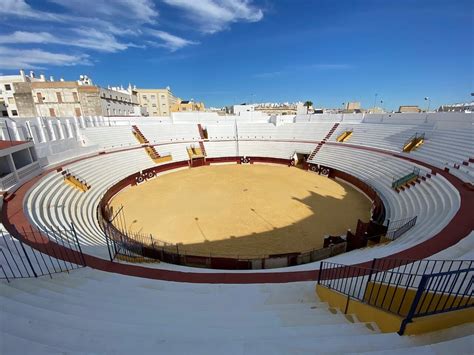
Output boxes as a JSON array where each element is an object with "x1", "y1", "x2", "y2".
[
  {"x1": 100, "y1": 85, "x2": 140, "y2": 117},
  {"x1": 0, "y1": 70, "x2": 43, "y2": 117}
]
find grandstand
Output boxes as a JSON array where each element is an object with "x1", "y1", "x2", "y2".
[{"x1": 0, "y1": 112, "x2": 473, "y2": 354}]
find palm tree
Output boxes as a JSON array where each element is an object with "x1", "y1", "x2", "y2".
[{"x1": 303, "y1": 101, "x2": 313, "y2": 114}]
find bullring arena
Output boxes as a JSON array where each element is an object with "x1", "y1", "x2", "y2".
[
  {"x1": 1, "y1": 112, "x2": 473, "y2": 353},
  {"x1": 110, "y1": 164, "x2": 371, "y2": 257}
]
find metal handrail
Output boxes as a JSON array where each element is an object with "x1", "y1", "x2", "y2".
[{"x1": 318, "y1": 260, "x2": 473, "y2": 335}]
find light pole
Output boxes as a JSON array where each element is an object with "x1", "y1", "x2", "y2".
[{"x1": 424, "y1": 97, "x2": 431, "y2": 112}]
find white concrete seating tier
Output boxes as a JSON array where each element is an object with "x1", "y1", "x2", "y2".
[
  {"x1": 237, "y1": 122, "x2": 335, "y2": 141},
  {"x1": 203, "y1": 141, "x2": 238, "y2": 157},
  {"x1": 328, "y1": 123, "x2": 426, "y2": 152},
  {"x1": 137, "y1": 124, "x2": 201, "y2": 143},
  {"x1": 79, "y1": 126, "x2": 138, "y2": 150},
  {"x1": 310, "y1": 144, "x2": 460, "y2": 265},
  {"x1": 1, "y1": 266, "x2": 472, "y2": 355},
  {"x1": 238, "y1": 141, "x2": 315, "y2": 159},
  {"x1": 205, "y1": 123, "x2": 237, "y2": 140},
  {"x1": 24, "y1": 149, "x2": 158, "y2": 258},
  {"x1": 409, "y1": 129, "x2": 474, "y2": 183},
  {"x1": 329, "y1": 122, "x2": 474, "y2": 183},
  {"x1": 23, "y1": 141, "x2": 460, "y2": 269}
]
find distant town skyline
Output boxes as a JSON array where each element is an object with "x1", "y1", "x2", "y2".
[{"x1": 1, "y1": 0, "x2": 472, "y2": 110}]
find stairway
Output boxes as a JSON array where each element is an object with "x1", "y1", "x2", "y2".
[
  {"x1": 197, "y1": 124, "x2": 208, "y2": 140},
  {"x1": 144, "y1": 145, "x2": 172, "y2": 164},
  {"x1": 199, "y1": 141, "x2": 207, "y2": 157},
  {"x1": 403, "y1": 133, "x2": 425, "y2": 153},
  {"x1": 131, "y1": 125, "x2": 149, "y2": 144},
  {"x1": 336, "y1": 130, "x2": 353, "y2": 143},
  {"x1": 61, "y1": 170, "x2": 90, "y2": 192},
  {"x1": 308, "y1": 123, "x2": 340, "y2": 160},
  {"x1": 1, "y1": 268, "x2": 472, "y2": 354}
]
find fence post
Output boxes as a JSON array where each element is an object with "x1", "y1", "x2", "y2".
[
  {"x1": 367, "y1": 258, "x2": 377, "y2": 283},
  {"x1": 317, "y1": 262, "x2": 324, "y2": 284},
  {"x1": 18, "y1": 240, "x2": 38, "y2": 278},
  {"x1": 71, "y1": 222, "x2": 86, "y2": 266},
  {"x1": 103, "y1": 225, "x2": 114, "y2": 262},
  {"x1": 398, "y1": 274, "x2": 429, "y2": 335}
]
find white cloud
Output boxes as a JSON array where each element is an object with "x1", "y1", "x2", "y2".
[
  {"x1": 0, "y1": 0, "x2": 264, "y2": 70},
  {"x1": 71, "y1": 28, "x2": 130, "y2": 52},
  {"x1": 0, "y1": 31, "x2": 57, "y2": 44},
  {"x1": 49, "y1": 0, "x2": 159, "y2": 24},
  {"x1": 0, "y1": 46, "x2": 91, "y2": 69},
  {"x1": 0, "y1": 30, "x2": 131, "y2": 53},
  {"x1": 148, "y1": 30, "x2": 198, "y2": 51},
  {"x1": 163, "y1": 0, "x2": 264, "y2": 33}
]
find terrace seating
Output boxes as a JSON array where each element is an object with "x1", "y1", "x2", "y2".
[
  {"x1": 3, "y1": 118, "x2": 473, "y2": 353},
  {"x1": 309, "y1": 144, "x2": 459, "y2": 265},
  {"x1": 237, "y1": 122, "x2": 336, "y2": 141},
  {"x1": 137, "y1": 124, "x2": 201, "y2": 143},
  {"x1": 2, "y1": 264, "x2": 472, "y2": 354},
  {"x1": 23, "y1": 139, "x2": 460, "y2": 269},
  {"x1": 80, "y1": 126, "x2": 139, "y2": 150}
]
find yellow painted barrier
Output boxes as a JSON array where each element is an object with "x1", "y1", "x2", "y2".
[
  {"x1": 316, "y1": 284, "x2": 473, "y2": 335},
  {"x1": 336, "y1": 131, "x2": 353, "y2": 143},
  {"x1": 403, "y1": 137, "x2": 424, "y2": 152},
  {"x1": 64, "y1": 175, "x2": 90, "y2": 192}
]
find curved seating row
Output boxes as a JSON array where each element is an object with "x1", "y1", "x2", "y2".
[
  {"x1": 1, "y1": 255, "x2": 472, "y2": 354},
  {"x1": 24, "y1": 140, "x2": 460, "y2": 271}
]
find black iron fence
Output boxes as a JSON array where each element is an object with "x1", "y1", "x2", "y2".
[
  {"x1": 385, "y1": 216, "x2": 418, "y2": 241},
  {"x1": 318, "y1": 259, "x2": 473, "y2": 334},
  {"x1": 98, "y1": 205, "x2": 347, "y2": 269},
  {"x1": 0, "y1": 227, "x2": 86, "y2": 282}
]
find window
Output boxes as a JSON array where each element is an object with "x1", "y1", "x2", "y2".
[
  {"x1": 1, "y1": 111, "x2": 7, "y2": 117},
  {"x1": 56, "y1": 92, "x2": 63, "y2": 103},
  {"x1": 11, "y1": 110, "x2": 18, "y2": 116},
  {"x1": 73, "y1": 92, "x2": 79, "y2": 102},
  {"x1": 74, "y1": 108, "x2": 81, "y2": 117},
  {"x1": 36, "y1": 92, "x2": 43, "y2": 103},
  {"x1": 152, "y1": 104, "x2": 157, "y2": 107},
  {"x1": 49, "y1": 108, "x2": 56, "y2": 117},
  {"x1": 4, "y1": 84, "x2": 11, "y2": 91}
]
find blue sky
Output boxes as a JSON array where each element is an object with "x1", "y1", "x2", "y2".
[{"x1": 1, "y1": 0, "x2": 472, "y2": 109}]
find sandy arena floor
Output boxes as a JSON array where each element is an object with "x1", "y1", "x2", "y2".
[{"x1": 110, "y1": 164, "x2": 371, "y2": 257}]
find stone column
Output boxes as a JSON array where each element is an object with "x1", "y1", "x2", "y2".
[
  {"x1": 56, "y1": 120, "x2": 65, "y2": 140},
  {"x1": 79, "y1": 116, "x2": 85, "y2": 129},
  {"x1": 25, "y1": 121, "x2": 35, "y2": 143},
  {"x1": 72, "y1": 117, "x2": 80, "y2": 138},
  {"x1": 65, "y1": 119, "x2": 73, "y2": 138},
  {"x1": 46, "y1": 119, "x2": 56, "y2": 141},
  {"x1": 36, "y1": 117, "x2": 47, "y2": 143},
  {"x1": 10, "y1": 121, "x2": 21, "y2": 141}
]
